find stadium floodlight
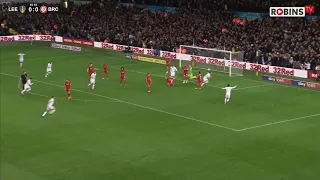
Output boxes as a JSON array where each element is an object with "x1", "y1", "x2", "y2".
[{"x1": 178, "y1": 45, "x2": 244, "y2": 76}]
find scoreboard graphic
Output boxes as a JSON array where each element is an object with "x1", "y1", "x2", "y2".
[{"x1": 2, "y1": 3, "x2": 59, "y2": 14}]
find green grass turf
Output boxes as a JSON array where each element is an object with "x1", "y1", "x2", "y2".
[{"x1": 1, "y1": 41, "x2": 320, "y2": 180}]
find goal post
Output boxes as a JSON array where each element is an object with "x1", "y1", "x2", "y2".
[{"x1": 178, "y1": 45, "x2": 244, "y2": 76}]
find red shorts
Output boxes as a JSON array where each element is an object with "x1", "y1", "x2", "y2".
[
  {"x1": 120, "y1": 76, "x2": 125, "y2": 80},
  {"x1": 104, "y1": 70, "x2": 108, "y2": 73},
  {"x1": 184, "y1": 73, "x2": 188, "y2": 77},
  {"x1": 66, "y1": 89, "x2": 70, "y2": 93}
]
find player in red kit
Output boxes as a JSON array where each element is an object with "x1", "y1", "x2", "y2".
[
  {"x1": 65, "y1": 79, "x2": 72, "y2": 100},
  {"x1": 166, "y1": 58, "x2": 171, "y2": 72},
  {"x1": 120, "y1": 67, "x2": 126, "y2": 86},
  {"x1": 195, "y1": 71, "x2": 202, "y2": 89},
  {"x1": 102, "y1": 63, "x2": 109, "y2": 79},
  {"x1": 87, "y1": 63, "x2": 94, "y2": 80},
  {"x1": 146, "y1": 73, "x2": 152, "y2": 93},
  {"x1": 182, "y1": 65, "x2": 189, "y2": 83},
  {"x1": 166, "y1": 76, "x2": 174, "y2": 86}
]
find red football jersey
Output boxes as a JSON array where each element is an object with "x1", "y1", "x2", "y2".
[
  {"x1": 166, "y1": 58, "x2": 171, "y2": 65},
  {"x1": 120, "y1": 69, "x2": 125, "y2": 76},
  {"x1": 65, "y1": 81, "x2": 71, "y2": 89},
  {"x1": 146, "y1": 75, "x2": 151, "y2": 83},
  {"x1": 88, "y1": 65, "x2": 94, "y2": 73},
  {"x1": 183, "y1": 65, "x2": 188, "y2": 74},
  {"x1": 197, "y1": 74, "x2": 202, "y2": 81},
  {"x1": 103, "y1": 64, "x2": 108, "y2": 71}
]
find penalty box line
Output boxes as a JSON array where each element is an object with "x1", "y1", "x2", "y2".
[
  {"x1": 1, "y1": 72, "x2": 238, "y2": 132},
  {"x1": 113, "y1": 68, "x2": 271, "y2": 91},
  {"x1": 237, "y1": 113, "x2": 320, "y2": 131},
  {"x1": 15, "y1": 75, "x2": 118, "y2": 105},
  {"x1": 17, "y1": 82, "x2": 119, "y2": 103},
  {"x1": 29, "y1": 92, "x2": 121, "y2": 103}
]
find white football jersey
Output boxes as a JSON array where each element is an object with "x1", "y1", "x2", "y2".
[
  {"x1": 222, "y1": 86, "x2": 236, "y2": 95},
  {"x1": 170, "y1": 66, "x2": 177, "y2": 73},
  {"x1": 48, "y1": 98, "x2": 55, "y2": 106},
  {"x1": 26, "y1": 79, "x2": 33, "y2": 86},
  {"x1": 18, "y1": 53, "x2": 25, "y2": 60},
  {"x1": 47, "y1": 63, "x2": 52, "y2": 69},
  {"x1": 204, "y1": 73, "x2": 211, "y2": 79},
  {"x1": 91, "y1": 72, "x2": 96, "y2": 80}
]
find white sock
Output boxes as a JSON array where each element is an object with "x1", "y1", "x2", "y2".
[
  {"x1": 21, "y1": 90, "x2": 25, "y2": 94},
  {"x1": 26, "y1": 89, "x2": 31, "y2": 92},
  {"x1": 224, "y1": 98, "x2": 227, "y2": 104},
  {"x1": 227, "y1": 98, "x2": 230, "y2": 103},
  {"x1": 49, "y1": 109, "x2": 56, "y2": 114},
  {"x1": 92, "y1": 84, "x2": 95, "y2": 89},
  {"x1": 42, "y1": 111, "x2": 47, "y2": 116},
  {"x1": 201, "y1": 83, "x2": 204, "y2": 86},
  {"x1": 186, "y1": 80, "x2": 188, "y2": 83}
]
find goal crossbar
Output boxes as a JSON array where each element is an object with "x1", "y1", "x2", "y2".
[{"x1": 179, "y1": 45, "x2": 244, "y2": 77}]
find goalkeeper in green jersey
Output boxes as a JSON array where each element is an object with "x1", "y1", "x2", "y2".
[{"x1": 188, "y1": 64, "x2": 196, "y2": 79}]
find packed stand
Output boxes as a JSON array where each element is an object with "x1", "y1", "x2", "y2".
[{"x1": 0, "y1": 0, "x2": 319, "y2": 70}]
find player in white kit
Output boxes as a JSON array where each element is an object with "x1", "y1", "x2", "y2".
[
  {"x1": 169, "y1": 65, "x2": 177, "y2": 78},
  {"x1": 45, "y1": 62, "x2": 53, "y2": 78},
  {"x1": 18, "y1": 53, "x2": 25, "y2": 68},
  {"x1": 201, "y1": 71, "x2": 211, "y2": 87},
  {"x1": 42, "y1": 96, "x2": 56, "y2": 117},
  {"x1": 222, "y1": 84, "x2": 237, "y2": 104},
  {"x1": 88, "y1": 72, "x2": 96, "y2": 90},
  {"x1": 21, "y1": 78, "x2": 33, "y2": 95}
]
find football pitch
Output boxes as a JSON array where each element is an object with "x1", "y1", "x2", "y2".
[{"x1": 1, "y1": 41, "x2": 320, "y2": 180}]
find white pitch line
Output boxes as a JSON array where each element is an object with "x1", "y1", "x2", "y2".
[
  {"x1": 237, "y1": 113, "x2": 320, "y2": 131},
  {"x1": 0, "y1": 54, "x2": 87, "y2": 63},
  {"x1": 1, "y1": 72, "x2": 238, "y2": 132},
  {"x1": 235, "y1": 84, "x2": 271, "y2": 91},
  {"x1": 115, "y1": 68, "x2": 224, "y2": 89},
  {"x1": 28, "y1": 92, "x2": 120, "y2": 103},
  {"x1": 112, "y1": 67, "x2": 270, "y2": 91}
]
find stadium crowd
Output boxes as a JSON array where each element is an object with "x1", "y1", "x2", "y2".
[{"x1": 0, "y1": 0, "x2": 319, "y2": 69}]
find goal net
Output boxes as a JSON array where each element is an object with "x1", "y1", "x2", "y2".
[{"x1": 178, "y1": 45, "x2": 244, "y2": 76}]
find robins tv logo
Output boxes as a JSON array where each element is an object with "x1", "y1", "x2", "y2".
[{"x1": 270, "y1": 6, "x2": 315, "y2": 17}]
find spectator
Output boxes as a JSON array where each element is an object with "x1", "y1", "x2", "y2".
[{"x1": 1, "y1": 0, "x2": 319, "y2": 69}]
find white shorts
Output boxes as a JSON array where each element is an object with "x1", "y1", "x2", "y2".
[
  {"x1": 203, "y1": 78, "x2": 209, "y2": 84},
  {"x1": 24, "y1": 85, "x2": 30, "y2": 90},
  {"x1": 46, "y1": 105, "x2": 55, "y2": 111},
  {"x1": 90, "y1": 79, "x2": 95, "y2": 84},
  {"x1": 47, "y1": 68, "x2": 52, "y2": 73},
  {"x1": 19, "y1": 59, "x2": 24, "y2": 63},
  {"x1": 170, "y1": 72, "x2": 176, "y2": 77},
  {"x1": 225, "y1": 94, "x2": 230, "y2": 99}
]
